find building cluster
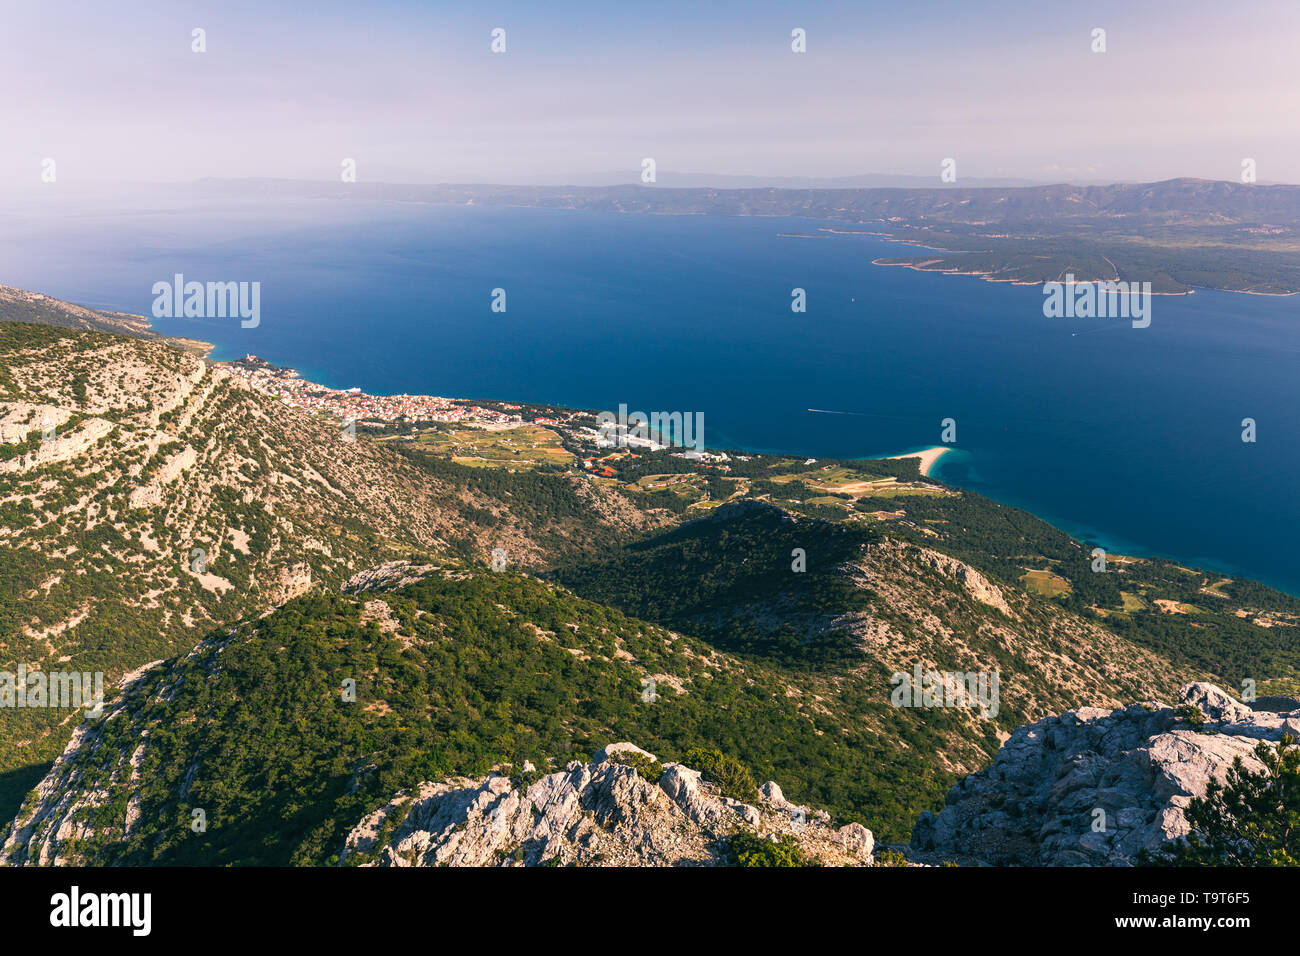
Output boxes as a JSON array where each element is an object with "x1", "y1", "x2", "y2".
[
  {"x1": 674, "y1": 449, "x2": 731, "y2": 464},
  {"x1": 225, "y1": 356, "x2": 522, "y2": 428}
]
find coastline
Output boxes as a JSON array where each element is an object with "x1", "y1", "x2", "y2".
[
  {"x1": 210, "y1": 355, "x2": 1300, "y2": 591},
  {"x1": 867, "y1": 243, "x2": 1298, "y2": 297},
  {"x1": 883, "y1": 446, "x2": 951, "y2": 478},
  {"x1": 869, "y1": 257, "x2": 1204, "y2": 295},
  {"x1": 55, "y1": 266, "x2": 1297, "y2": 596},
  {"x1": 217, "y1": 347, "x2": 959, "y2": 484}
]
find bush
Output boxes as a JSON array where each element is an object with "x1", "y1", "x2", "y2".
[
  {"x1": 727, "y1": 831, "x2": 815, "y2": 867},
  {"x1": 684, "y1": 747, "x2": 759, "y2": 803},
  {"x1": 613, "y1": 750, "x2": 664, "y2": 783},
  {"x1": 875, "y1": 849, "x2": 910, "y2": 867}
]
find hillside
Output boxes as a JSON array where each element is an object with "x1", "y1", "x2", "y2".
[
  {"x1": 0, "y1": 565, "x2": 912, "y2": 864},
  {"x1": 0, "y1": 285, "x2": 210, "y2": 353},
  {"x1": 0, "y1": 318, "x2": 656, "y2": 815}
]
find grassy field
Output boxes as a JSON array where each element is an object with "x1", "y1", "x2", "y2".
[
  {"x1": 634, "y1": 473, "x2": 697, "y2": 492},
  {"x1": 1120, "y1": 591, "x2": 1147, "y2": 612},
  {"x1": 768, "y1": 464, "x2": 948, "y2": 498},
  {"x1": 1201, "y1": 578, "x2": 1234, "y2": 598},
  {"x1": 399, "y1": 423, "x2": 573, "y2": 469},
  {"x1": 631, "y1": 472, "x2": 746, "y2": 508},
  {"x1": 1021, "y1": 569, "x2": 1071, "y2": 598}
]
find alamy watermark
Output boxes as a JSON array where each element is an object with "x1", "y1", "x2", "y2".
[
  {"x1": 1, "y1": 665, "x2": 103, "y2": 716},
  {"x1": 890, "y1": 665, "x2": 999, "y2": 718},
  {"x1": 596, "y1": 404, "x2": 704, "y2": 451},
  {"x1": 1042, "y1": 274, "x2": 1151, "y2": 328},
  {"x1": 50, "y1": 886, "x2": 151, "y2": 936},
  {"x1": 152, "y1": 274, "x2": 260, "y2": 328}
]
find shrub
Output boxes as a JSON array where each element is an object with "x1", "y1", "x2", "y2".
[
  {"x1": 684, "y1": 747, "x2": 759, "y2": 803},
  {"x1": 727, "y1": 831, "x2": 815, "y2": 867},
  {"x1": 614, "y1": 750, "x2": 664, "y2": 783},
  {"x1": 875, "y1": 849, "x2": 911, "y2": 867}
]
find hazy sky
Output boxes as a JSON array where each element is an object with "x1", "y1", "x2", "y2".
[{"x1": 2, "y1": 0, "x2": 1298, "y2": 190}]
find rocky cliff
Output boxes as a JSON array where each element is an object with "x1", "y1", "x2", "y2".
[
  {"x1": 342, "y1": 742, "x2": 875, "y2": 867},
  {"x1": 910, "y1": 682, "x2": 1299, "y2": 865}
]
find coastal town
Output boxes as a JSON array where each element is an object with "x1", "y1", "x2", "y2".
[
  {"x1": 222, "y1": 355, "x2": 739, "y2": 474},
  {"x1": 223, "y1": 355, "x2": 572, "y2": 432},
  {"x1": 218, "y1": 358, "x2": 953, "y2": 509}
]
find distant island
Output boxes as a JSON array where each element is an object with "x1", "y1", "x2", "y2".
[{"x1": 178, "y1": 176, "x2": 1300, "y2": 296}]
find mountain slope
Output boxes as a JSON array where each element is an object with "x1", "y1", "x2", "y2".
[
  {"x1": 553, "y1": 501, "x2": 1202, "y2": 773},
  {"x1": 0, "y1": 285, "x2": 209, "y2": 352},
  {"x1": 0, "y1": 565, "x2": 937, "y2": 864},
  {"x1": 0, "y1": 317, "x2": 656, "y2": 815}
]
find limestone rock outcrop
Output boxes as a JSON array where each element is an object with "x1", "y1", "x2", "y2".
[
  {"x1": 916, "y1": 547, "x2": 1011, "y2": 615},
  {"x1": 910, "y1": 682, "x2": 1298, "y2": 865},
  {"x1": 342, "y1": 743, "x2": 875, "y2": 867}
]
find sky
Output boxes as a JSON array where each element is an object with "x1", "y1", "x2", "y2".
[{"x1": 1, "y1": 0, "x2": 1298, "y2": 191}]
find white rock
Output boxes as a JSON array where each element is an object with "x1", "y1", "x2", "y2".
[{"x1": 594, "y1": 742, "x2": 658, "y2": 765}]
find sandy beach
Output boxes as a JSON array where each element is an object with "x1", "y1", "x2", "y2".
[{"x1": 884, "y1": 446, "x2": 951, "y2": 477}]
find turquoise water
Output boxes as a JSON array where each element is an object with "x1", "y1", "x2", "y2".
[{"x1": 4, "y1": 198, "x2": 1298, "y2": 593}]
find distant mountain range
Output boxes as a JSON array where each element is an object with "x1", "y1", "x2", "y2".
[
  {"x1": 483, "y1": 171, "x2": 1054, "y2": 189},
  {"x1": 172, "y1": 176, "x2": 1300, "y2": 295},
  {"x1": 179, "y1": 173, "x2": 1300, "y2": 214}
]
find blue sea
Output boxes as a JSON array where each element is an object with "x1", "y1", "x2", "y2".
[{"x1": 4, "y1": 196, "x2": 1299, "y2": 594}]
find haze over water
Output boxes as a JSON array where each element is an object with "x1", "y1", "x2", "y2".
[{"x1": 5, "y1": 198, "x2": 1298, "y2": 594}]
